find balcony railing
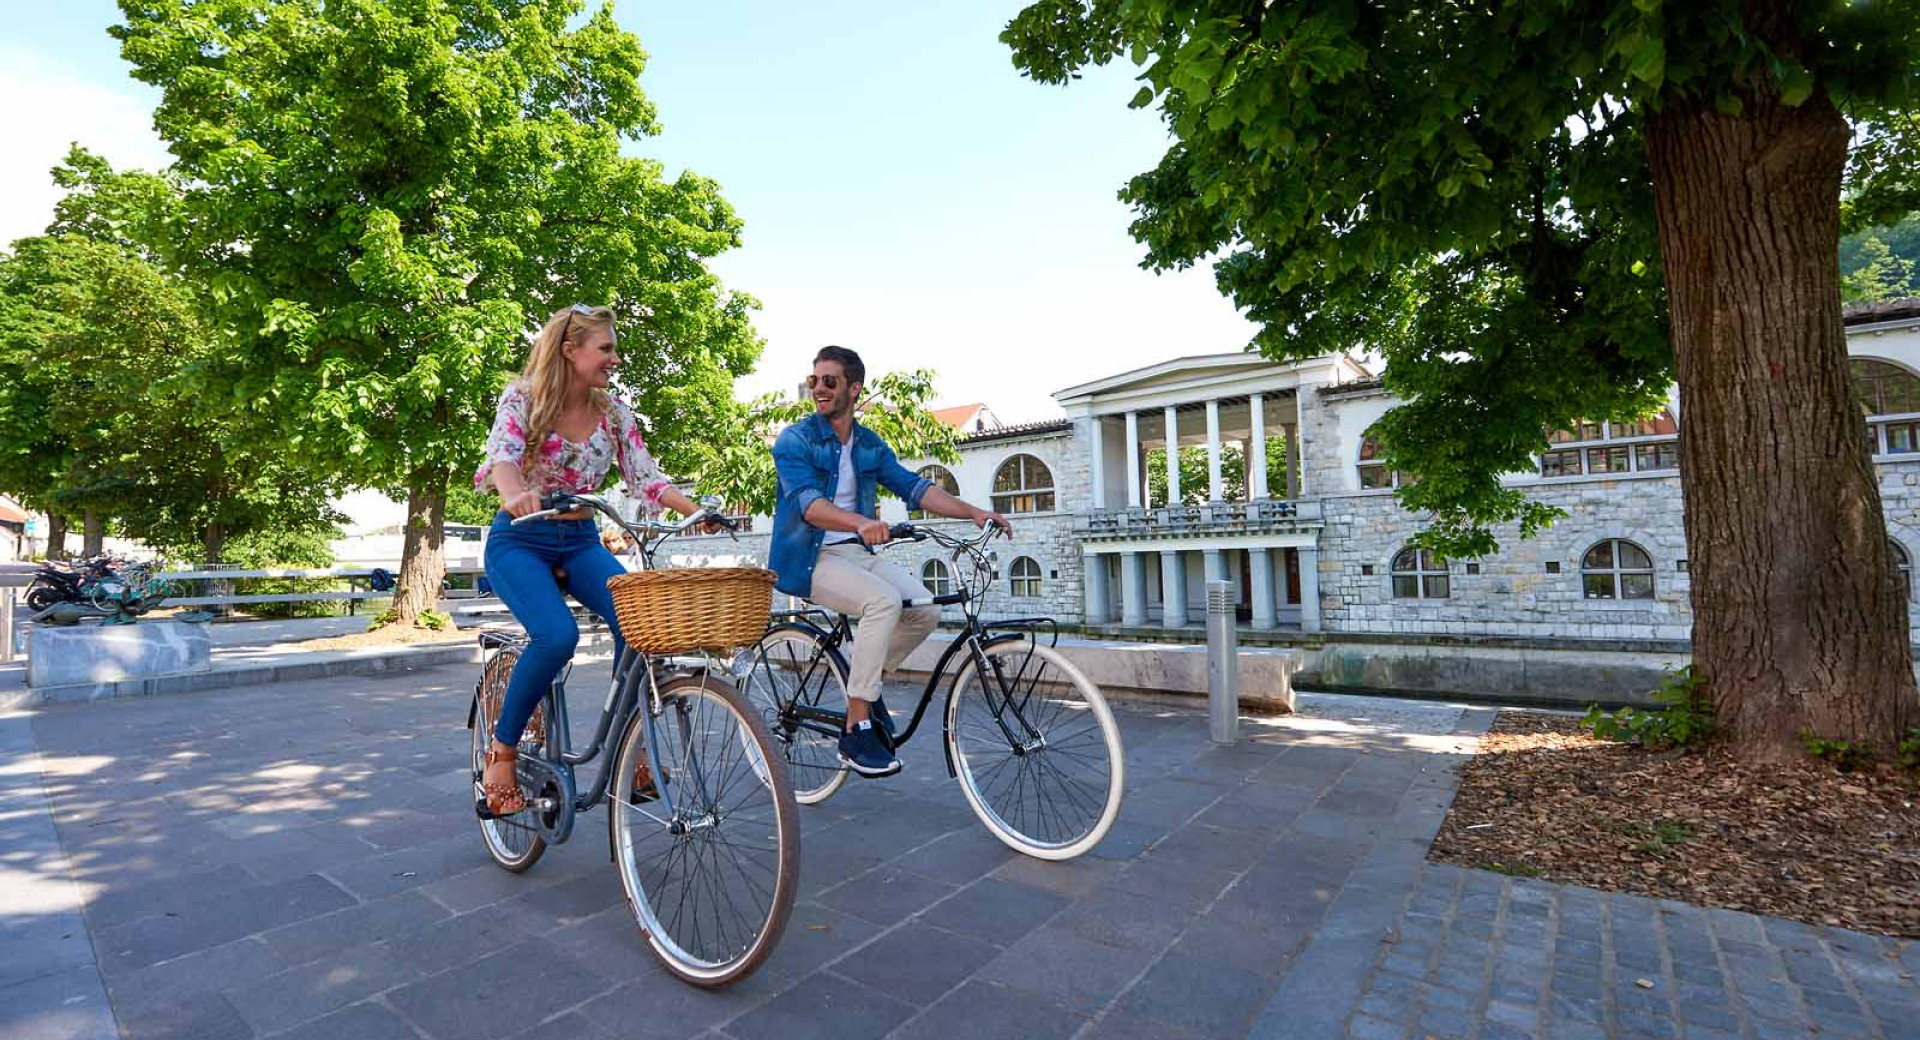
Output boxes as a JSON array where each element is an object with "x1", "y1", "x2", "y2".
[{"x1": 1074, "y1": 499, "x2": 1322, "y2": 539}]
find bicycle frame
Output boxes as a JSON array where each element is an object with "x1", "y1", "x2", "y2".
[
  {"x1": 470, "y1": 492, "x2": 740, "y2": 844},
  {"x1": 765, "y1": 589, "x2": 1062, "y2": 778}
]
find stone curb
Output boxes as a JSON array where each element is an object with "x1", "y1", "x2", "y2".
[{"x1": 1, "y1": 626, "x2": 618, "y2": 711}]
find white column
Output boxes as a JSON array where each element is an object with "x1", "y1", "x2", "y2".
[
  {"x1": 1206, "y1": 399, "x2": 1224, "y2": 502},
  {"x1": 1088, "y1": 416, "x2": 1106, "y2": 509},
  {"x1": 1249, "y1": 393, "x2": 1268, "y2": 501},
  {"x1": 1204, "y1": 548, "x2": 1227, "y2": 585},
  {"x1": 1285, "y1": 422, "x2": 1300, "y2": 499},
  {"x1": 1124, "y1": 411, "x2": 1142, "y2": 508},
  {"x1": 1249, "y1": 547, "x2": 1276, "y2": 629},
  {"x1": 1083, "y1": 552, "x2": 1111, "y2": 624},
  {"x1": 1160, "y1": 550, "x2": 1187, "y2": 627},
  {"x1": 1121, "y1": 552, "x2": 1149, "y2": 626},
  {"x1": 1164, "y1": 405, "x2": 1181, "y2": 506},
  {"x1": 1298, "y1": 545, "x2": 1322, "y2": 633}
]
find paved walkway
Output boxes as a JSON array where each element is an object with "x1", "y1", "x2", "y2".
[{"x1": 1, "y1": 663, "x2": 1914, "y2": 1040}]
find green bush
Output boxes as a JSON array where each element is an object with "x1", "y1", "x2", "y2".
[
  {"x1": 367, "y1": 606, "x2": 451, "y2": 632},
  {"x1": 1803, "y1": 732, "x2": 1878, "y2": 773},
  {"x1": 223, "y1": 525, "x2": 344, "y2": 619},
  {"x1": 1582, "y1": 665, "x2": 1715, "y2": 749},
  {"x1": 1899, "y1": 729, "x2": 1920, "y2": 774}
]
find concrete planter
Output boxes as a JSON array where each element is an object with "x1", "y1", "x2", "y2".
[{"x1": 27, "y1": 621, "x2": 212, "y2": 688}]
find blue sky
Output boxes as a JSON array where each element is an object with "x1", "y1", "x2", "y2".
[{"x1": 0, "y1": 1, "x2": 1260, "y2": 425}]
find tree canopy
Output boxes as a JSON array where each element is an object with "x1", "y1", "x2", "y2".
[
  {"x1": 1004, "y1": 0, "x2": 1920, "y2": 556},
  {"x1": 0, "y1": 149, "x2": 339, "y2": 563},
  {"x1": 114, "y1": 0, "x2": 762, "y2": 621}
]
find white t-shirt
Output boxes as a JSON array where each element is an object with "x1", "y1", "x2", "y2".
[{"x1": 824, "y1": 437, "x2": 861, "y2": 545}]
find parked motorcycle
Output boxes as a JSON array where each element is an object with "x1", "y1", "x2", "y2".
[
  {"x1": 26, "y1": 555, "x2": 176, "y2": 623},
  {"x1": 25, "y1": 556, "x2": 112, "y2": 613}
]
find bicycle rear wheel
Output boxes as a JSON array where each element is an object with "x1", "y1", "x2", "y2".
[
  {"x1": 609, "y1": 672, "x2": 799, "y2": 987},
  {"x1": 737, "y1": 625, "x2": 851, "y2": 804},
  {"x1": 946, "y1": 640, "x2": 1125, "y2": 860},
  {"x1": 470, "y1": 647, "x2": 546, "y2": 872}
]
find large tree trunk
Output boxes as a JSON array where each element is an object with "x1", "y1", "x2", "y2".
[
  {"x1": 82, "y1": 510, "x2": 104, "y2": 557},
  {"x1": 390, "y1": 468, "x2": 449, "y2": 627},
  {"x1": 46, "y1": 514, "x2": 67, "y2": 560},
  {"x1": 1646, "y1": 82, "x2": 1919, "y2": 760}
]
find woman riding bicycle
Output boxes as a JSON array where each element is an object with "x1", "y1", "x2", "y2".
[{"x1": 473, "y1": 303, "x2": 713, "y2": 816}]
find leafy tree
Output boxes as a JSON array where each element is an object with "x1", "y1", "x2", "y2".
[
  {"x1": 1842, "y1": 231, "x2": 1919, "y2": 302},
  {"x1": 689, "y1": 370, "x2": 962, "y2": 518},
  {"x1": 1146, "y1": 436, "x2": 1289, "y2": 506},
  {"x1": 1841, "y1": 213, "x2": 1920, "y2": 283},
  {"x1": 443, "y1": 482, "x2": 502, "y2": 528},
  {"x1": 114, "y1": 0, "x2": 760, "y2": 627},
  {"x1": 0, "y1": 149, "x2": 339, "y2": 567},
  {"x1": 1004, "y1": 0, "x2": 1920, "y2": 758}
]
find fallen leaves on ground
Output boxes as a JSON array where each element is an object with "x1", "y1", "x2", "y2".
[
  {"x1": 292, "y1": 624, "x2": 468, "y2": 652},
  {"x1": 1431, "y1": 712, "x2": 1920, "y2": 938}
]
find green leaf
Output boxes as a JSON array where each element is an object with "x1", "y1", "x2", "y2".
[
  {"x1": 1627, "y1": 36, "x2": 1665, "y2": 88},
  {"x1": 1129, "y1": 85, "x2": 1155, "y2": 109}
]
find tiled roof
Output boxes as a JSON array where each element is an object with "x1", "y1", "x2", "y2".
[
  {"x1": 1844, "y1": 298, "x2": 1920, "y2": 326},
  {"x1": 958, "y1": 419, "x2": 1071, "y2": 444},
  {"x1": 932, "y1": 403, "x2": 986, "y2": 428},
  {"x1": 1318, "y1": 379, "x2": 1387, "y2": 398}
]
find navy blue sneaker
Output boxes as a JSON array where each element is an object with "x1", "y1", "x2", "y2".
[
  {"x1": 870, "y1": 695, "x2": 896, "y2": 746},
  {"x1": 838, "y1": 720, "x2": 902, "y2": 778}
]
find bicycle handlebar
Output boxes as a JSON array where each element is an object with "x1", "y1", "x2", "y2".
[
  {"x1": 510, "y1": 492, "x2": 737, "y2": 541},
  {"x1": 886, "y1": 519, "x2": 1004, "y2": 550}
]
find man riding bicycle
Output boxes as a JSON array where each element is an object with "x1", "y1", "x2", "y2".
[{"x1": 769, "y1": 346, "x2": 1010, "y2": 778}]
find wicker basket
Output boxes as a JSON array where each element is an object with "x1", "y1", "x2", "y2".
[{"x1": 607, "y1": 567, "x2": 776, "y2": 656}]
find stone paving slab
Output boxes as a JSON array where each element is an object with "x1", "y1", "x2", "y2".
[{"x1": 1, "y1": 668, "x2": 1914, "y2": 1040}]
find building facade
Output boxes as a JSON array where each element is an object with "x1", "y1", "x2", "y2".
[{"x1": 660, "y1": 301, "x2": 1920, "y2": 700}]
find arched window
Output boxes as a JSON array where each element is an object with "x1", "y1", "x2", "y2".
[
  {"x1": 921, "y1": 559, "x2": 954, "y2": 597},
  {"x1": 992, "y1": 454, "x2": 1055, "y2": 514},
  {"x1": 1582, "y1": 539, "x2": 1655, "y2": 600},
  {"x1": 1010, "y1": 557, "x2": 1043, "y2": 598},
  {"x1": 1891, "y1": 539, "x2": 1912, "y2": 601},
  {"x1": 1357, "y1": 435, "x2": 1404, "y2": 490},
  {"x1": 1390, "y1": 547, "x2": 1449, "y2": 599},
  {"x1": 909, "y1": 465, "x2": 959, "y2": 520},
  {"x1": 1853, "y1": 359, "x2": 1920, "y2": 416}
]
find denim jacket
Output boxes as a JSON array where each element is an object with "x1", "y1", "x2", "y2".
[{"x1": 769, "y1": 413, "x2": 933, "y2": 598}]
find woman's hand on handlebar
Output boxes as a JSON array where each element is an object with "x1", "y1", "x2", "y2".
[{"x1": 502, "y1": 490, "x2": 543, "y2": 519}]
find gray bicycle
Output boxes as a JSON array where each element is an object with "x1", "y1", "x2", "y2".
[{"x1": 469, "y1": 493, "x2": 799, "y2": 987}]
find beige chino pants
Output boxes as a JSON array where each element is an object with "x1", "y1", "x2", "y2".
[{"x1": 806, "y1": 542, "x2": 941, "y2": 702}]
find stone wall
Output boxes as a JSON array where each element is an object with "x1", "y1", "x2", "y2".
[{"x1": 1316, "y1": 477, "x2": 1694, "y2": 642}]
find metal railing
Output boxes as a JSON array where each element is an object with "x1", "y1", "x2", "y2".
[{"x1": 1073, "y1": 498, "x2": 1322, "y2": 539}]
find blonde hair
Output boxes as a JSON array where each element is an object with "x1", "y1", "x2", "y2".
[{"x1": 515, "y1": 305, "x2": 617, "y2": 473}]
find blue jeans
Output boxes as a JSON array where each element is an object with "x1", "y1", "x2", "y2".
[{"x1": 483, "y1": 512, "x2": 627, "y2": 746}]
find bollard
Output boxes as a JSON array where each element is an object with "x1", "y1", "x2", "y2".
[
  {"x1": 1205, "y1": 579, "x2": 1239, "y2": 745},
  {"x1": 1, "y1": 587, "x2": 12, "y2": 663}
]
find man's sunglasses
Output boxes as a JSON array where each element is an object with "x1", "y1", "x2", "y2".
[{"x1": 806, "y1": 374, "x2": 849, "y2": 390}]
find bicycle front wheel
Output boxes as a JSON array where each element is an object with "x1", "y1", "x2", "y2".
[
  {"x1": 737, "y1": 625, "x2": 851, "y2": 804},
  {"x1": 946, "y1": 641, "x2": 1125, "y2": 860},
  {"x1": 609, "y1": 672, "x2": 799, "y2": 988}
]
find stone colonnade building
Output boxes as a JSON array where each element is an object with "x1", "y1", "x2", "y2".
[{"x1": 656, "y1": 300, "x2": 1920, "y2": 702}]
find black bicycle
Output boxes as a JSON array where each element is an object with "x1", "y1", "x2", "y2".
[
  {"x1": 469, "y1": 493, "x2": 799, "y2": 987},
  {"x1": 736, "y1": 521, "x2": 1125, "y2": 859}
]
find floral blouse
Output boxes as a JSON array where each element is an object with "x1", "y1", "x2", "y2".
[{"x1": 474, "y1": 382, "x2": 673, "y2": 508}]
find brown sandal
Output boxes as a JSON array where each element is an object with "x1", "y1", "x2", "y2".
[
  {"x1": 632, "y1": 757, "x2": 668, "y2": 803},
  {"x1": 481, "y1": 744, "x2": 527, "y2": 817}
]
